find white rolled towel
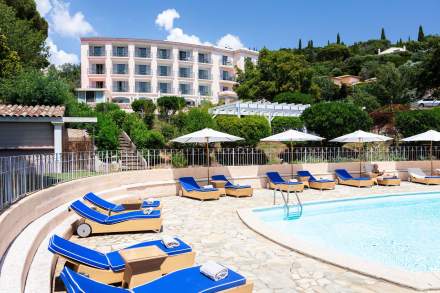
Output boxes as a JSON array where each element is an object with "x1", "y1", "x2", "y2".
[
  {"x1": 143, "y1": 207, "x2": 153, "y2": 215},
  {"x1": 204, "y1": 185, "x2": 214, "y2": 189},
  {"x1": 289, "y1": 178, "x2": 298, "y2": 183},
  {"x1": 162, "y1": 236, "x2": 180, "y2": 248},
  {"x1": 200, "y1": 261, "x2": 228, "y2": 281},
  {"x1": 145, "y1": 197, "x2": 155, "y2": 204}
]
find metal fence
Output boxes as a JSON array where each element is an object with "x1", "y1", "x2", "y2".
[{"x1": 1, "y1": 145, "x2": 438, "y2": 212}]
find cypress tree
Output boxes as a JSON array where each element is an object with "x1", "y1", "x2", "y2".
[
  {"x1": 310, "y1": 40, "x2": 314, "y2": 48},
  {"x1": 418, "y1": 25, "x2": 425, "y2": 42},
  {"x1": 336, "y1": 33, "x2": 341, "y2": 44},
  {"x1": 380, "y1": 28, "x2": 386, "y2": 40},
  {"x1": 327, "y1": 40, "x2": 330, "y2": 46},
  {"x1": 298, "y1": 38, "x2": 302, "y2": 50}
]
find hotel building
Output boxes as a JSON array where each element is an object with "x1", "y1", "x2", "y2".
[{"x1": 77, "y1": 37, "x2": 259, "y2": 108}]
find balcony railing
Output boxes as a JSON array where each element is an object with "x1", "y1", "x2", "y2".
[
  {"x1": 88, "y1": 49, "x2": 106, "y2": 57},
  {"x1": 222, "y1": 60, "x2": 233, "y2": 66},
  {"x1": 198, "y1": 73, "x2": 211, "y2": 80},
  {"x1": 88, "y1": 68, "x2": 105, "y2": 75},
  {"x1": 112, "y1": 49, "x2": 128, "y2": 57},
  {"x1": 221, "y1": 75, "x2": 236, "y2": 81},
  {"x1": 113, "y1": 86, "x2": 128, "y2": 92}
]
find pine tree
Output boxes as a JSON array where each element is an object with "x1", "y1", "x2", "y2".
[
  {"x1": 336, "y1": 33, "x2": 341, "y2": 44},
  {"x1": 418, "y1": 25, "x2": 425, "y2": 42},
  {"x1": 380, "y1": 28, "x2": 386, "y2": 40},
  {"x1": 310, "y1": 40, "x2": 314, "y2": 48},
  {"x1": 327, "y1": 40, "x2": 330, "y2": 46},
  {"x1": 298, "y1": 38, "x2": 302, "y2": 50}
]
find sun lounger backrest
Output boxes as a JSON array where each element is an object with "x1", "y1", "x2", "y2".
[
  {"x1": 297, "y1": 170, "x2": 316, "y2": 181},
  {"x1": 211, "y1": 175, "x2": 233, "y2": 187},
  {"x1": 178, "y1": 177, "x2": 201, "y2": 191},
  {"x1": 267, "y1": 172, "x2": 285, "y2": 184},
  {"x1": 83, "y1": 192, "x2": 120, "y2": 211},
  {"x1": 70, "y1": 200, "x2": 108, "y2": 224},
  {"x1": 335, "y1": 169, "x2": 353, "y2": 180},
  {"x1": 48, "y1": 235, "x2": 109, "y2": 270},
  {"x1": 407, "y1": 168, "x2": 425, "y2": 178},
  {"x1": 60, "y1": 267, "x2": 128, "y2": 293}
]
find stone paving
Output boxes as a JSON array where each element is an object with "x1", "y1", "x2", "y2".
[{"x1": 69, "y1": 182, "x2": 440, "y2": 293}]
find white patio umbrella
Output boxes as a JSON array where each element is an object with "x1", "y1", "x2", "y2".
[
  {"x1": 401, "y1": 130, "x2": 440, "y2": 175},
  {"x1": 261, "y1": 129, "x2": 325, "y2": 178},
  {"x1": 330, "y1": 130, "x2": 392, "y2": 175},
  {"x1": 171, "y1": 128, "x2": 243, "y2": 183}
]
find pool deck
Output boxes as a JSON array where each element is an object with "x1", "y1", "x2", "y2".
[{"x1": 64, "y1": 182, "x2": 440, "y2": 292}]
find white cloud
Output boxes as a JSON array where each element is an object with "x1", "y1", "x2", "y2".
[
  {"x1": 155, "y1": 9, "x2": 180, "y2": 31},
  {"x1": 47, "y1": 38, "x2": 79, "y2": 66},
  {"x1": 155, "y1": 8, "x2": 244, "y2": 49},
  {"x1": 50, "y1": 0, "x2": 95, "y2": 38},
  {"x1": 216, "y1": 34, "x2": 244, "y2": 50},
  {"x1": 35, "y1": 0, "x2": 52, "y2": 17}
]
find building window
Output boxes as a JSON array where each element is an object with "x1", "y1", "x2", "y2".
[
  {"x1": 221, "y1": 70, "x2": 234, "y2": 81},
  {"x1": 179, "y1": 50, "x2": 192, "y2": 61},
  {"x1": 136, "y1": 81, "x2": 151, "y2": 93},
  {"x1": 222, "y1": 55, "x2": 232, "y2": 65},
  {"x1": 113, "y1": 63, "x2": 128, "y2": 74},
  {"x1": 158, "y1": 65, "x2": 171, "y2": 76},
  {"x1": 198, "y1": 53, "x2": 210, "y2": 63},
  {"x1": 198, "y1": 69, "x2": 210, "y2": 80},
  {"x1": 135, "y1": 47, "x2": 150, "y2": 58},
  {"x1": 112, "y1": 97, "x2": 130, "y2": 103},
  {"x1": 90, "y1": 64, "x2": 105, "y2": 74},
  {"x1": 113, "y1": 81, "x2": 128, "y2": 92},
  {"x1": 179, "y1": 67, "x2": 192, "y2": 78},
  {"x1": 158, "y1": 48, "x2": 171, "y2": 59},
  {"x1": 222, "y1": 86, "x2": 230, "y2": 91},
  {"x1": 199, "y1": 85, "x2": 210, "y2": 96},
  {"x1": 113, "y1": 46, "x2": 128, "y2": 57},
  {"x1": 159, "y1": 82, "x2": 171, "y2": 94},
  {"x1": 94, "y1": 81, "x2": 105, "y2": 88},
  {"x1": 89, "y1": 46, "x2": 105, "y2": 56},
  {"x1": 135, "y1": 64, "x2": 151, "y2": 75},
  {"x1": 179, "y1": 83, "x2": 191, "y2": 95}
]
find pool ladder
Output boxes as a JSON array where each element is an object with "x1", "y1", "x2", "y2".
[{"x1": 273, "y1": 188, "x2": 303, "y2": 220}]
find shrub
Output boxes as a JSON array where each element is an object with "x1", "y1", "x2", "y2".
[
  {"x1": 215, "y1": 115, "x2": 271, "y2": 146},
  {"x1": 395, "y1": 108, "x2": 440, "y2": 137},
  {"x1": 108, "y1": 109, "x2": 127, "y2": 129},
  {"x1": 131, "y1": 99, "x2": 156, "y2": 128},
  {"x1": 346, "y1": 90, "x2": 380, "y2": 113},
  {"x1": 95, "y1": 114, "x2": 120, "y2": 150},
  {"x1": 273, "y1": 91, "x2": 314, "y2": 104},
  {"x1": 302, "y1": 101, "x2": 373, "y2": 139},
  {"x1": 171, "y1": 152, "x2": 188, "y2": 168},
  {"x1": 130, "y1": 124, "x2": 165, "y2": 149},
  {"x1": 271, "y1": 117, "x2": 304, "y2": 133},
  {"x1": 312, "y1": 76, "x2": 340, "y2": 101},
  {"x1": 157, "y1": 96, "x2": 185, "y2": 119},
  {"x1": 183, "y1": 108, "x2": 216, "y2": 133},
  {"x1": 95, "y1": 102, "x2": 120, "y2": 113}
]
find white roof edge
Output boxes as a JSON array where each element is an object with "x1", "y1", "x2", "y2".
[{"x1": 63, "y1": 117, "x2": 98, "y2": 123}]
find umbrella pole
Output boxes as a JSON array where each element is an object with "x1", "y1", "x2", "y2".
[
  {"x1": 359, "y1": 141, "x2": 363, "y2": 177},
  {"x1": 290, "y1": 141, "x2": 294, "y2": 179},
  {"x1": 430, "y1": 140, "x2": 433, "y2": 176},
  {"x1": 206, "y1": 140, "x2": 210, "y2": 184}
]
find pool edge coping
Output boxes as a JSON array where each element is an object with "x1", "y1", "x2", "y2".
[{"x1": 237, "y1": 192, "x2": 440, "y2": 291}]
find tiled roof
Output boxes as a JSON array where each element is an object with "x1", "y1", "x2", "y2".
[{"x1": 0, "y1": 105, "x2": 65, "y2": 118}]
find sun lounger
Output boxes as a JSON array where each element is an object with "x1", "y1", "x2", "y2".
[
  {"x1": 83, "y1": 192, "x2": 161, "y2": 214},
  {"x1": 48, "y1": 235, "x2": 195, "y2": 284},
  {"x1": 266, "y1": 172, "x2": 304, "y2": 192},
  {"x1": 60, "y1": 265, "x2": 253, "y2": 293},
  {"x1": 211, "y1": 175, "x2": 253, "y2": 197},
  {"x1": 335, "y1": 169, "x2": 374, "y2": 187},
  {"x1": 297, "y1": 171, "x2": 336, "y2": 190},
  {"x1": 178, "y1": 177, "x2": 221, "y2": 201},
  {"x1": 407, "y1": 168, "x2": 440, "y2": 185},
  {"x1": 69, "y1": 200, "x2": 162, "y2": 237}
]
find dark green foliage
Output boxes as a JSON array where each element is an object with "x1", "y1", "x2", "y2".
[
  {"x1": 131, "y1": 99, "x2": 156, "y2": 128},
  {"x1": 371, "y1": 63, "x2": 407, "y2": 105},
  {"x1": 346, "y1": 89, "x2": 380, "y2": 113},
  {"x1": 311, "y1": 76, "x2": 340, "y2": 101},
  {"x1": 0, "y1": 34, "x2": 21, "y2": 79},
  {"x1": 0, "y1": 68, "x2": 73, "y2": 105},
  {"x1": 336, "y1": 33, "x2": 341, "y2": 45},
  {"x1": 171, "y1": 153, "x2": 188, "y2": 168},
  {"x1": 302, "y1": 101, "x2": 373, "y2": 139},
  {"x1": 380, "y1": 28, "x2": 386, "y2": 40},
  {"x1": 298, "y1": 39, "x2": 302, "y2": 50},
  {"x1": 271, "y1": 117, "x2": 304, "y2": 133},
  {"x1": 52, "y1": 63, "x2": 81, "y2": 92},
  {"x1": 338, "y1": 84, "x2": 350, "y2": 100},
  {"x1": 418, "y1": 25, "x2": 425, "y2": 42},
  {"x1": 130, "y1": 124, "x2": 165, "y2": 149},
  {"x1": 95, "y1": 102, "x2": 120, "y2": 113},
  {"x1": 183, "y1": 108, "x2": 216, "y2": 133},
  {"x1": 157, "y1": 96, "x2": 185, "y2": 119},
  {"x1": 215, "y1": 115, "x2": 271, "y2": 146},
  {"x1": 273, "y1": 91, "x2": 314, "y2": 104},
  {"x1": 95, "y1": 113, "x2": 120, "y2": 150},
  {"x1": 417, "y1": 43, "x2": 440, "y2": 96},
  {"x1": 317, "y1": 44, "x2": 350, "y2": 61},
  {"x1": 396, "y1": 108, "x2": 440, "y2": 137}
]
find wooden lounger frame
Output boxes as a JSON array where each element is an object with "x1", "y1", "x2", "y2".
[
  {"x1": 336, "y1": 178, "x2": 374, "y2": 188},
  {"x1": 409, "y1": 176, "x2": 440, "y2": 185},
  {"x1": 80, "y1": 217, "x2": 163, "y2": 235},
  {"x1": 222, "y1": 280, "x2": 253, "y2": 293},
  {"x1": 377, "y1": 178, "x2": 401, "y2": 186},
  {"x1": 179, "y1": 186, "x2": 221, "y2": 201},
  {"x1": 225, "y1": 187, "x2": 253, "y2": 197},
  {"x1": 309, "y1": 181, "x2": 336, "y2": 190},
  {"x1": 62, "y1": 251, "x2": 196, "y2": 284},
  {"x1": 268, "y1": 181, "x2": 304, "y2": 192},
  {"x1": 90, "y1": 203, "x2": 162, "y2": 215}
]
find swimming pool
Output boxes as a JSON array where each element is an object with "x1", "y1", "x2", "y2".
[{"x1": 250, "y1": 192, "x2": 440, "y2": 278}]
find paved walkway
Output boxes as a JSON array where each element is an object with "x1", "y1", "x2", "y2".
[{"x1": 69, "y1": 183, "x2": 440, "y2": 292}]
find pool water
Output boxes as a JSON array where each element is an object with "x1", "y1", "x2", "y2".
[{"x1": 254, "y1": 192, "x2": 440, "y2": 272}]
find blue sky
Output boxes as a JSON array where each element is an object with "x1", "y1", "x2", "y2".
[{"x1": 36, "y1": 0, "x2": 440, "y2": 65}]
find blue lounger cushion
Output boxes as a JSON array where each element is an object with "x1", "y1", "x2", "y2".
[
  {"x1": 83, "y1": 192, "x2": 125, "y2": 212},
  {"x1": 297, "y1": 171, "x2": 335, "y2": 183},
  {"x1": 266, "y1": 172, "x2": 303, "y2": 185},
  {"x1": 70, "y1": 200, "x2": 160, "y2": 225},
  {"x1": 140, "y1": 200, "x2": 161, "y2": 208},
  {"x1": 335, "y1": 169, "x2": 370, "y2": 181},
  {"x1": 425, "y1": 176, "x2": 440, "y2": 178},
  {"x1": 179, "y1": 177, "x2": 218, "y2": 192},
  {"x1": 61, "y1": 265, "x2": 247, "y2": 293},
  {"x1": 211, "y1": 175, "x2": 251, "y2": 189},
  {"x1": 49, "y1": 235, "x2": 192, "y2": 272}
]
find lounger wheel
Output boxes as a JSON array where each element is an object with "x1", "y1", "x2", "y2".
[{"x1": 77, "y1": 223, "x2": 92, "y2": 238}]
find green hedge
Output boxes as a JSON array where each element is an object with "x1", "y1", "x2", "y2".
[
  {"x1": 271, "y1": 117, "x2": 304, "y2": 133},
  {"x1": 215, "y1": 115, "x2": 271, "y2": 146},
  {"x1": 396, "y1": 108, "x2": 440, "y2": 137}
]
